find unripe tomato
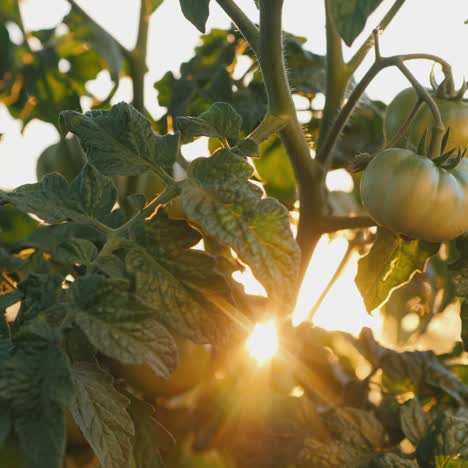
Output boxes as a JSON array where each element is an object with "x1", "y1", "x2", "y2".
[
  {"x1": 36, "y1": 136, "x2": 86, "y2": 182},
  {"x1": 384, "y1": 88, "x2": 468, "y2": 151},
  {"x1": 360, "y1": 148, "x2": 468, "y2": 241},
  {"x1": 109, "y1": 336, "x2": 212, "y2": 398}
]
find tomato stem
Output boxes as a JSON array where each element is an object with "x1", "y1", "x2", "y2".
[{"x1": 215, "y1": 0, "x2": 260, "y2": 53}]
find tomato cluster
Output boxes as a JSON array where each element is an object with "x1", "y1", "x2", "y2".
[{"x1": 361, "y1": 88, "x2": 468, "y2": 242}]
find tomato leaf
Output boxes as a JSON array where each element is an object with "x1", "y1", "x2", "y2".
[
  {"x1": 1, "y1": 165, "x2": 117, "y2": 225},
  {"x1": 59, "y1": 103, "x2": 180, "y2": 176},
  {"x1": 126, "y1": 212, "x2": 232, "y2": 345},
  {"x1": 357, "y1": 329, "x2": 468, "y2": 403},
  {"x1": 176, "y1": 102, "x2": 242, "y2": 142},
  {"x1": 179, "y1": 0, "x2": 210, "y2": 33},
  {"x1": 70, "y1": 275, "x2": 178, "y2": 379},
  {"x1": 55, "y1": 238, "x2": 98, "y2": 266},
  {"x1": 127, "y1": 395, "x2": 169, "y2": 468},
  {"x1": 181, "y1": 150, "x2": 301, "y2": 308},
  {"x1": 70, "y1": 362, "x2": 135, "y2": 468},
  {"x1": 356, "y1": 228, "x2": 439, "y2": 312},
  {"x1": 399, "y1": 398, "x2": 431, "y2": 446},
  {"x1": 0, "y1": 342, "x2": 74, "y2": 468},
  {"x1": 299, "y1": 407, "x2": 386, "y2": 467},
  {"x1": 417, "y1": 410, "x2": 468, "y2": 467},
  {"x1": 329, "y1": 0, "x2": 384, "y2": 47}
]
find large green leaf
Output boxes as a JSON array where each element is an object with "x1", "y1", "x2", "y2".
[
  {"x1": 0, "y1": 341, "x2": 73, "y2": 468},
  {"x1": 329, "y1": 0, "x2": 385, "y2": 46},
  {"x1": 298, "y1": 407, "x2": 387, "y2": 467},
  {"x1": 127, "y1": 211, "x2": 232, "y2": 345},
  {"x1": 417, "y1": 410, "x2": 468, "y2": 467},
  {"x1": 70, "y1": 362, "x2": 134, "y2": 468},
  {"x1": 356, "y1": 228, "x2": 439, "y2": 312},
  {"x1": 181, "y1": 150, "x2": 300, "y2": 308},
  {"x1": 179, "y1": 0, "x2": 211, "y2": 32},
  {"x1": 71, "y1": 275, "x2": 177, "y2": 378},
  {"x1": 1, "y1": 164, "x2": 117, "y2": 225},
  {"x1": 59, "y1": 102, "x2": 180, "y2": 176}
]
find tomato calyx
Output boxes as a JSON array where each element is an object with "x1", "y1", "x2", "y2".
[{"x1": 430, "y1": 67, "x2": 467, "y2": 102}]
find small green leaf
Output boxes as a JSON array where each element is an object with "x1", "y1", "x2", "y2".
[
  {"x1": 59, "y1": 102, "x2": 180, "y2": 176},
  {"x1": 71, "y1": 276, "x2": 177, "y2": 378},
  {"x1": 356, "y1": 228, "x2": 439, "y2": 312},
  {"x1": 179, "y1": 0, "x2": 210, "y2": 33},
  {"x1": 2, "y1": 165, "x2": 117, "y2": 225},
  {"x1": 329, "y1": 0, "x2": 384, "y2": 46},
  {"x1": 0, "y1": 248, "x2": 25, "y2": 272},
  {"x1": 400, "y1": 398, "x2": 431, "y2": 446},
  {"x1": 70, "y1": 362, "x2": 134, "y2": 468},
  {"x1": 55, "y1": 238, "x2": 98, "y2": 266},
  {"x1": 181, "y1": 150, "x2": 300, "y2": 308},
  {"x1": 176, "y1": 102, "x2": 242, "y2": 142}
]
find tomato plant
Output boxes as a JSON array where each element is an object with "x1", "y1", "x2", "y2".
[
  {"x1": 1, "y1": 1, "x2": 468, "y2": 468},
  {"x1": 385, "y1": 87, "x2": 468, "y2": 150}
]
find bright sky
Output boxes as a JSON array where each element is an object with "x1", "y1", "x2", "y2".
[{"x1": 1, "y1": 0, "x2": 467, "y2": 189}]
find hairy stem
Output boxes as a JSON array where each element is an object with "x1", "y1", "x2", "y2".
[
  {"x1": 258, "y1": 0, "x2": 324, "y2": 275},
  {"x1": 215, "y1": 0, "x2": 260, "y2": 53}
]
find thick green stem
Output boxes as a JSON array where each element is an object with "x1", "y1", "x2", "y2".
[{"x1": 258, "y1": 0, "x2": 324, "y2": 276}]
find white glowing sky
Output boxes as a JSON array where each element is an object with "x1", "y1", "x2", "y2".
[{"x1": 1, "y1": 0, "x2": 467, "y2": 189}]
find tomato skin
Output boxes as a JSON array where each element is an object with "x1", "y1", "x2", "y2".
[
  {"x1": 384, "y1": 88, "x2": 468, "y2": 150},
  {"x1": 36, "y1": 136, "x2": 86, "y2": 182},
  {"x1": 109, "y1": 336, "x2": 212, "y2": 398},
  {"x1": 360, "y1": 148, "x2": 468, "y2": 241}
]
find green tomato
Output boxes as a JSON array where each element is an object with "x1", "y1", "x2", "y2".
[
  {"x1": 36, "y1": 136, "x2": 86, "y2": 182},
  {"x1": 360, "y1": 148, "x2": 468, "y2": 241},
  {"x1": 384, "y1": 88, "x2": 468, "y2": 151}
]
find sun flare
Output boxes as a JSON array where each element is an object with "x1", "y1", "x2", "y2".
[{"x1": 246, "y1": 321, "x2": 279, "y2": 366}]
